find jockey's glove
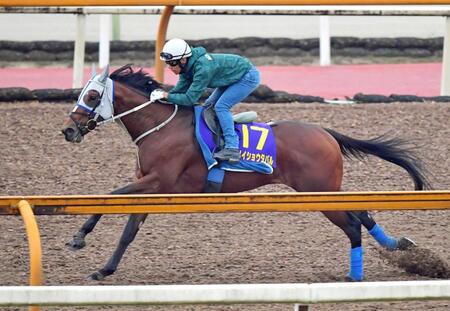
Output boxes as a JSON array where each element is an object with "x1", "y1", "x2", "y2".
[{"x1": 150, "y1": 89, "x2": 166, "y2": 103}]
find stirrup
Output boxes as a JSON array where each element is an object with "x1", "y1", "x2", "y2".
[{"x1": 213, "y1": 148, "x2": 240, "y2": 163}]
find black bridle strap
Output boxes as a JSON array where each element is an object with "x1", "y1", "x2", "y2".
[{"x1": 69, "y1": 112, "x2": 91, "y2": 136}]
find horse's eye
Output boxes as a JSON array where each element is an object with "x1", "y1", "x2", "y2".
[{"x1": 89, "y1": 94, "x2": 97, "y2": 100}]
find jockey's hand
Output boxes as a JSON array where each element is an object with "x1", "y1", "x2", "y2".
[{"x1": 150, "y1": 89, "x2": 166, "y2": 103}]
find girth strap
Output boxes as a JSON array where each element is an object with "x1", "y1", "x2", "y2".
[{"x1": 203, "y1": 167, "x2": 225, "y2": 193}]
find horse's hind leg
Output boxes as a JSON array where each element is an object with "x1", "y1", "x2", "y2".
[
  {"x1": 356, "y1": 211, "x2": 416, "y2": 250},
  {"x1": 88, "y1": 213, "x2": 148, "y2": 281},
  {"x1": 319, "y1": 211, "x2": 415, "y2": 281},
  {"x1": 65, "y1": 185, "x2": 131, "y2": 251},
  {"x1": 321, "y1": 211, "x2": 364, "y2": 281}
]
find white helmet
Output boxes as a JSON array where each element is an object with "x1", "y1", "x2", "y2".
[{"x1": 160, "y1": 38, "x2": 192, "y2": 61}]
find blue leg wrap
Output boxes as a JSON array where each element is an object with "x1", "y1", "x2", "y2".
[
  {"x1": 347, "y1": 246, "x2": 364, "y2": 281},
  {"x1": 369, "y1": 224, "x2": 398, "y2": 250}
]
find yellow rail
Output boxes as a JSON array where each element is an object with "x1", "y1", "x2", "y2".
[
  {"x1": 155, "y1": 5, "x2": 174, "y2": 83},
  {"x1": 1, "y1": 191, "x2": 449, "y2": 215},
  {"x1": 17, "y1": 201, "x2": 42, "y2": 311},
  {"x1": 3, "y1": 0, "x2": 450, "y2": 6}
]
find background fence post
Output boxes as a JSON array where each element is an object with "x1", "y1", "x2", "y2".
[
  {"x1": 99, "y1": 14, "x2": 111, "y2": 69},
  {"x1": 112, "y1": 14, "x2": 121, "y2": 41},
  {"x1": 441, "y1": 16, "x2": 450, "y2": 95},
  {"x1": 319, "y1": 15, "x2": 331, "y2": 66},
  {"x1": 72, "y1": 13, "x2": 86, "y2": 88}
]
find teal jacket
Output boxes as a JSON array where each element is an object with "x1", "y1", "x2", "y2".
[{"x1": 167, "y1": 46, "x2": 253, "y2": 106}]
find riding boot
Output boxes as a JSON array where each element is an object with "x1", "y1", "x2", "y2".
[{"x1": 213, "y1": 148, "x2": 240, "y2": 163}]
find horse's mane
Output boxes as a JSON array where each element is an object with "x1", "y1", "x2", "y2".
[{"x1": 110, "y1": 64, "x2": 161, "y2": 97}]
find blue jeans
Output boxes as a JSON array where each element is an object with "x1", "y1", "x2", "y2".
[{"x1": 205, "y1": 66, "x2": 260, "y2": 149}]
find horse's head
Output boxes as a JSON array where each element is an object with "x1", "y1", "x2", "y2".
[
  {"x1": 62, "y1": 64, "x2": 166, "y2": 144},
  {"x1": 61, "y1": 65, "x2": 114, "y2": 143}
]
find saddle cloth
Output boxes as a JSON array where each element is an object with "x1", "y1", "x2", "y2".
[{"x1": 194, "y1": 106, "x2": 276, "y2": 174}]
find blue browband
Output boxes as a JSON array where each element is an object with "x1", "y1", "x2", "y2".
[{"x1": 76, "y1": 102, "x2": 94, "y2": 113}]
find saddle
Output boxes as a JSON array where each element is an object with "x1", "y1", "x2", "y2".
[
  {"x1": 202, "y1": 104, "x2": 258, "y2": 149},
  {"x1": 194, "y1": 105, "x2": 277, "y2": 193}
]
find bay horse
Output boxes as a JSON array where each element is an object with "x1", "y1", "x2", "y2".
[{"x1": 61, "y1": 64, "x2": 430, "y2": 282}]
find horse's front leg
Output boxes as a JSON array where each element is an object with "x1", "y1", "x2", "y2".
[
  {"x1": 65, "y1": 185, "x2": 135, "y2": 251},
  {"x1": 66, "y1": 214, "x2": 102, "y2": 250},
  {"x1": 88, "y1": 213, "x2": 148, "y2": 281},
  {"x1": 87, "y1": 174, "x2": 162, "y2": 281}
]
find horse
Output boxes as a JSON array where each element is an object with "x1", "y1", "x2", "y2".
[{"x1": 61, "y1": 64, "x2": 430, "y2": 282}]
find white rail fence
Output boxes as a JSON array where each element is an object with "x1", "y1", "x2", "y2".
[
  {"x1": 1, "y1": 281, "x2": 450, "y2": 307},
  {"x1": 3, "y1": 5, "x2": 450, "y2": 94}
]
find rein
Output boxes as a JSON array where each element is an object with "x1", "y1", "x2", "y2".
[
  {"x1": 98, "y1": 99, "x2": 154, "y2": 125},
  {"x1": 91, "y1": 79, "x2": 179, "y2": 144},
  {"x1": 131, "y1": 103, "x2": 178, "y2": 144}
]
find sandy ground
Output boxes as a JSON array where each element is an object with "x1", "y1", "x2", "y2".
[{"x1": 0, "y1": 101, "x2": 449, "y2": 311}]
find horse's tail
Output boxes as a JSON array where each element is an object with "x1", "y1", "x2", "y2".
[{"x1": 324, "y1": 128, "x2": 431, "y2": 190}]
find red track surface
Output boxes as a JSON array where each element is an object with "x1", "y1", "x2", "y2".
[{"x1": 0, "y1": 63, "x2": 442, "y2": 99}]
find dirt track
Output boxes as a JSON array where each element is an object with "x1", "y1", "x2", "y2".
[{"x1": 0, "y1": 101, "x2": 449, "y2": 311}]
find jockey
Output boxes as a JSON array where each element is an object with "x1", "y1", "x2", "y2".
[{"x1": 152, "y1": 38, "x2": 261, "y2": 163}]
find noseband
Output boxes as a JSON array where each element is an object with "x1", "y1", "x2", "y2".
[{"x1": 69, "y1": 110, "x2": 101, "y2": 136}]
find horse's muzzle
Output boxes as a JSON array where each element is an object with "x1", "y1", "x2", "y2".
[{"x1": 61, "y1": 126, "x2": 83, "y2": 143}]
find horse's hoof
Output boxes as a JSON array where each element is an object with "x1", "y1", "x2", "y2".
[
  {"x1": 65, "y1": 236, "x2": 86, "y2": 251},
  {"x1": 397, "y1": 237, "x2": 417, "y2": 250},
  {"x1": 88, "y1": 271, "x2": 105, "y2": 281},
  {"x1": 87, "y1": 269, "x2": 114, "y2": 281},
  {"x1": 344, "y1": 275, "x2": 363, "y2": 282}
]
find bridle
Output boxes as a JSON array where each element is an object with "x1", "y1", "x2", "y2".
[
  {"x1": 70, "y1": 77, "x2": 178, "y2": 144},
  {"x1": 69, "y1": 77, "x2": 109, "y2": 138}
]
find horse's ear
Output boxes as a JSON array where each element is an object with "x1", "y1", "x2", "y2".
[
  {"x1": 99, "y1": 64, "x2": 110, "y2": 83},
  {"x1": 90, "y1": 63, "x2": 97, "y2": 79}
]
